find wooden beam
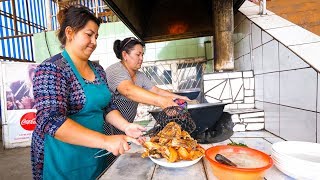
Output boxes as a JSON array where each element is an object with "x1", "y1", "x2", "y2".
[
  {"x1": 11, "y1": 0, "x2": 18, "y2": 35},
  {"x1": 213, "y1": 0, "x2": 234, "y2": 71}
]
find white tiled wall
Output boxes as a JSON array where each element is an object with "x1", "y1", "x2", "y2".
[
  {"x1": 264, "y1": 102, "x2": 279, "y2": 136},
  {"x1": 280, "y1": 106, "x2": 316, "y2": 142},
  {"x1": 234, "y1": 6, "x2": 320, "y2": 143}
]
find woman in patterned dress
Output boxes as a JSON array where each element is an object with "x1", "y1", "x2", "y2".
[
  {"x1": 104, "y1": 37, "x2": 190, "y2": 135},
  {"x1": 31, "y1": 5, "x2": 145, "y2": 180}
]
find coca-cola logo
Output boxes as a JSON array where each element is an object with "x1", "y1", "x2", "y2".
[{"x1": 20, "y1": 112, "x2": 36, "y2": 131}]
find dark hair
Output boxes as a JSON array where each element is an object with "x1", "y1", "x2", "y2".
[
  {"x1": 57, "y1": 5, "x2": 101, "y2": 48},
  {"x1": 113, "y1": 37, "x2": 145, "y2": 60}
]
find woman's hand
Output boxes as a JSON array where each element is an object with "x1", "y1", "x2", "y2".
[
  {"x1": 124, "y1": 123, "x2": 146, "y2": 138},
  {"x1": 103, "y1": 135, "x2": 140, "y2": 156},
  {"x1": 173, "y1": 95, "x2": 190, "y2": 101},
  {"x1": 158, "y1": 96, "x2": 178, "y2": 109}
]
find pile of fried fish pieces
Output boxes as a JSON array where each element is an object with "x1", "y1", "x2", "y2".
[{"x1": 141, "y1": 122, "x2": 205, "y2": 163}]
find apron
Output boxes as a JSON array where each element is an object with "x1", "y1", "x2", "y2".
[{"x1": 43, "y1": 50, "x2": 111, "y2": 180}]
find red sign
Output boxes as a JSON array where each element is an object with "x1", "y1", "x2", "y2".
[{"x1": 20, "y1": 112, "x2": 36, "y2": 131}]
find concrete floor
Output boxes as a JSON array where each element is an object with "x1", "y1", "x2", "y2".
[{"x1": 0, "y1": 127, "x2": 32, "y2": 180}]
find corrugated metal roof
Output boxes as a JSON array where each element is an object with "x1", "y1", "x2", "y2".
[{"x1": 0, "y1": 0, "x2": 108, "y2": 62}]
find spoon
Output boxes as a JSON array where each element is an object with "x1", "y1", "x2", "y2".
[{"x1": 215, "y1": 154, "x2": 237, "y2": 167}]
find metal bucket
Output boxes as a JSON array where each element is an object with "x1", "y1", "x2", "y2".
[{"x1": 148, "y1": 102, "x2": 227, "y2": 137}]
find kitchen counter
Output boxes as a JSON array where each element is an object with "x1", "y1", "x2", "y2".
[{"x1": 98, "y1": 130, "x2": 293, "y2": 180}]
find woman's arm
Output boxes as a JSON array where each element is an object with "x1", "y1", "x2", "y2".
[
  {"x1": 54, "y1": 118, "x2": 136, "y2": 155},
  {"x1": 150, "y1": 86, "x2": 190, "y2": 101},
  {"x1": 105, "y1": 109, "x2": 146, "y2": 138},
  {"x1": 117, "y1": 80, "x2": 177, "y2": 109}
]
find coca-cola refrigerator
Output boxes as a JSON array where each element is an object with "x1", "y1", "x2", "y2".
[{"x1": 0, "y1": 62, "x2": 38, "y2": 149}]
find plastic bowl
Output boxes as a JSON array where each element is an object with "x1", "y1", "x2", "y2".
[{"x1": 205, "y1": 145, "x2": 273, "y2": 180}]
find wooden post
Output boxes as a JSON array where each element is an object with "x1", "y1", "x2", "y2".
[
  {"x1": 212, "y1": 0, "x2": 234, "y2": 71},
  {"x1": 46, "y1": 0, "x2": 52, "y2": 31}
]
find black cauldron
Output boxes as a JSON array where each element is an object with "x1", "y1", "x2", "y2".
[{"x1": 148, "y1": 102, "x2": 227, "y2": 137}]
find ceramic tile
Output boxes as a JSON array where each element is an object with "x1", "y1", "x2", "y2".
[
  {"x1": 263, "y1": 40, "x2": 279, "y2": 73},
  {"x1": 318, "y1": 113, "x2": 320, "y2": 143},
  {"x1": 145, "y1": 42, "x2": 156, "y2": 49},
  {"x1": 203, "y1": 72, "x2": 229, "y2": 80},
  {"x1": 233, "y1": 124, "x2": 246, "y2": 131},
  {"x1": 106, "y1": 37, "x2": 116, "y2": 53},
  {"x1": 243, "y1": 118, "x2": 264, "y2": 123},
  {"x1": 204, "y1": 81, "x2": 226, "y2": 99},
  {"x1": 95, "y1": 39, "x2": 108, "y2": 54},
  {"x1": 264, "y1": 102, "x2": 280, "y2": 136},
  {"x1": 228, "y1": 72, "x2": 243, "y2": 78},
  {"x1": 234, "y1": 42, "x2": 241, "y2": 59},
  {"x1": 318, "y1": 76, "x2": 320, "y2": 112},
  {"x1": 238, "y1": 103, "x2": 254, "y2": 108},
  {"x1": 251, "y1": 15, "x2": 294, "y2": 30},
  {"x1": 244, "y1": 97, "x2": 254, "y2": 103},
  {"x1": 239, "y1": 112, "x2": 264, "y2": 119},
  {"x1": 204, "y1": 96, "x2": 221, "y2": 103},
  {"x1": 279, "y1": 43, "x2": 309, "y2": 71},
  {"x1": 234, "y1": 57, "x2": 242, "y2": 71},
  {"x1": 203, "y1": 159, "x2": 218, "y2": 180},
  {"x1": 232, "y1": 131, "x2": 275, "y2": 138},
  {"x1": 243, "y1": 53, "x2": 252, "y2": 71},
  {"x1": 240, "y1": 18, "x2": 251, "y2": 42},
  {"x1": 240, "y1": 0, "x2": 257, "y2": 8},
  {"x1": 265, "y1": 166, "x2": 294, "y2": 180},
  {"x1": 262, "y1": 31, "x2": 273, "y2": 44},
  {"x1": 252, "y1": 46, "x2": 263, "y2": 74},
  {"x1": 203, "y1": 79, "x2": 225, "y2": 93},
  {"x1": 280, "y1": 68, "x2": 317, "y2": 111},
  {"x1": 230, "y1": 138, "x2": 272, "y2": 154},
  {"x1": 186, "y1": 45, "x2": 198, "y2": 57},
  {"x1": 264, "y1": 137, "x2": 285, "y2": 144},
  {"x1": 266, "y1": 25, "x2": 320, "y2": 46},
  {"x1": 289, "y1": 42, "x2": 320, "y2": 72},
  {"x1": 264, "y1": 72, "x2": 279, "y2": 104},
  {"x1": 243, "y1": 71, "x2": 253, "y2": 78},
  {"x1": 234, "y1": 12, "x2": 246, "y2": 31},
  {"x1": 246, "y1": 123, "x2": 264, "y2": 130},
  {"x1": 255, "y1": 74, "x2": 263, "y2": 101},
  {"x1": 245, "y1": 89, "x2": 254, "y2": 96},
  {"x1": 226, "y1": 108, "x2": 263, "y2": 114},
  {"x1": 220, "y1": 80, "x2": 232, "y2": 100},
  {"x1": 239, "y1": 5, "x2": 275, "y2": 19},
  {"x1": 244, "y1": 78, "x2": 250, "y2": 89},
  {"x1": 144, "y1": 48, "x2": 156, "y2": 61},
  {"x1": 251, "y1": 23, "x2": 262, "y2": 49},
  {"x1": 230, "y1": 78, "x2": 244, "y2": 101},
  {"x1": 255, "y1": 100, "x2": 263, "y2": 109},
  {"x1": 249, "y1": 77, "x2": 255, "y2": 90},
  {"x1": 240, "y1": 36, "x2": 251, "y2": 57},
  {"x1": 280, "y1": 106, "x2": 316, "y2": 142},
  {"x1": 197, "y1": 46, "x2": 205, "y2": 57}
]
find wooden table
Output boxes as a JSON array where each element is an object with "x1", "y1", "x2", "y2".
[{"x1": 98, "y1": 131, "x2": 292, "y2": 180}]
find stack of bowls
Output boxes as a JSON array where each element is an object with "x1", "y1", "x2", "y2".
[{"x1": 271, "y1": 141, "x2": 320, "y2": 180}]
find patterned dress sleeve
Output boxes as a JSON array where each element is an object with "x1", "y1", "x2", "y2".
[{"x1": 33, "y1": 62, "x2": 68, "y2": 137}]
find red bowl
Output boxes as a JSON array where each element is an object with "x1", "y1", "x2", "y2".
[{"x1": 205, "y1": 145, "x2": 273, "y2": 180}]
